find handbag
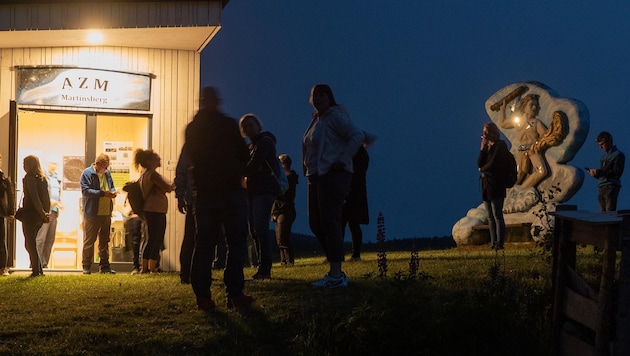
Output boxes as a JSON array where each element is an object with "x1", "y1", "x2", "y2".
[{"x1": 15, "y1": 193, "x2": 25, "y2": 221}]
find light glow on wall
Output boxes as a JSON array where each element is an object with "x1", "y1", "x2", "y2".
[{"x1": 86, "y1": 31, "x2": 104, "y2": 44}]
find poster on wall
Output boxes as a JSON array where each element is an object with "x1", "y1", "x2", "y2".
[
  {"x1": 104, "y1": 141, "x2": 132, "y2": 189},
  {"x1": 63, "y1": 156, "x2": 85, "y2": 191}
]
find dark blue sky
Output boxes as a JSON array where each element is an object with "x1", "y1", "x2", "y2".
[{"x1": 201, "y1": 1, "x2": 630, "y2": 241}]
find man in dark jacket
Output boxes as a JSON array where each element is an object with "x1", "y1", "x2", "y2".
[
  {"x1": 185, "y1": 87, "x2": 253, "y2": 311},
  {"x1": 587, "y1": 131, "x2": 625, "y2": 212}
]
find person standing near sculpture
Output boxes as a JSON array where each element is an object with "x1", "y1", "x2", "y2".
[
  {"x1": 21, "y1": 155, "x2": 51, "y2": 277},
  {"x1": 185, "y1": 86, "x2": 253, "y2": 311},
  {"x1": 271, "y1": 154, "x2": 298, "y2": 266},
  {"x1": 478, "y1": 122, "x2": 512, "y2": 250},
  {"x1": 0, "y1": 154, "x2": 15, "y2": 276},
  {"x1": 36, "y1": 158, "x2": 63, "y2": 269},
  {"x1": 303, "y1": 83, "x2": 365, "y2": 288},
  {"x1": 134, "y1": 149, "x2": 174, "y2": 274},
  {"x1": 587, "y1": 131, "x2": 625, "y2": 212},
  {"x1": 80, "y1": 154, "x2": 117, "y2": 274},
  {"x1": 239, "y1": 113, "x2": 279, "y2": 280},
  {"x1": 342, "y1": 145, "x2": 370, "y2": 261},
  {"x1": 499, "y1": 94, "x2": 548, "y2": 188}
]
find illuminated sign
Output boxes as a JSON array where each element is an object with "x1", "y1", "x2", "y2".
[{"x1": 16, "y1": 66, "x2": 152, "y2": 111}]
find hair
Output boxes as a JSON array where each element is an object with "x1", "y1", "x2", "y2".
[
  {"x1": 133, "y1": 149, "x2": 158, "y2": 170},
  {"x1": 596, "y1": 131, "x2": 613, "y2": 144},
  {"x1": 238, "y1": 113, "x2": 263, "y2": 138},
  {"x1": 278, "y1": 154, "x2": 292, "y2": 167},
  {"x1": 23, "y1": 155, "x2": 45, "y2": 178},
  {"x1": 95, "y1": 153, "x2": 110, "y2": 166},
  {"x1": 518, "y1": 94, "x2": 540, "y2": 113},
  {"x1": 483, "y1": 122, "x2": 501, "y2": 142},
  {"x1": 309, "y1": 84, "x2": 338, "y2": 107},
  {"x1": 201, "y1": 86, "x2": 220, "y2": 109}
]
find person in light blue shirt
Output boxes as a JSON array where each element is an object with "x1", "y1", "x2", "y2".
[{"x1": 36, "y1": 159, "x2": 63, "y2": 269}]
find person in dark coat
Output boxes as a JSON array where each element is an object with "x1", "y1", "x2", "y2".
[
  {"x1": 272, "y1": 154, "x2": 298, "y2": 265},
  {"x1": 478, "y1": 122, "x2": 512, "y2": 250},
  {"x1": 342, "y1": 145, "x2": 369, "y2": 261}
]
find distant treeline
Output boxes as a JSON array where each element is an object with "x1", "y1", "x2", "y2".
[{"x1": 286, "y1": 232, "x2": 456, "y2": 259}]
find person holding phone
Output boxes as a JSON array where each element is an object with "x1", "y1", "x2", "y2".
[{"x1": 586, "y1": 131, "x2": 625, "y2": 212}]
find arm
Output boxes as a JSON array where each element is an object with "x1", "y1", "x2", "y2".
[
  {"x1": 25, "y1": 176, "x2": 49, "y2": 221},
  {"x1": 150, "y1": 170, "x2": 175, "y2": 193}
]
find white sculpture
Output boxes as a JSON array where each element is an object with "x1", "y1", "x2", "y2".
[{"x1": 453, "y1": 81, "x2": 590, "y2": 245}]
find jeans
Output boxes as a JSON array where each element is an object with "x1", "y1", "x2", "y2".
[
  {"x1": 179, "y1": 204, "x2": 195, "y2": 281},
  {"x1": 36, "y1": 210, "x2": 59, "y2": 267},
  {"x1": 191, "y1": 189, "x2": 248, "y2": 300},
  {"x1": 248, "y1": 193, "x2": 275, "y2": 275},
  {"x1": 308, "y1": 170, "x2": 352, "y2": 263},
  {"x1": 143, "y1": 211, "x2": 166, "y2": 260},
  {"x1": 82, "y1": 215, "x2": 111, "y2": 269},
  {"x1": 598, "y1": 184, "x2": 620, "y2": 212},
  {"x1": 23, "y1": 219, "x2": 44, "y2": 275},
  {"x1": 484, "y1": 197, "x2": 505, "y2": 247}
]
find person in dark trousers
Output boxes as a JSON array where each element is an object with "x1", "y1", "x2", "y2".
[
  {"x1": 478, "y1": 122, "x2": 512, "y2": 250},
  {"x1": 587, "y1": 131, "x2": 625, "y2": 212},
  {"x1": 185, "y1": 86, "x2": 253, "y2": 311},
  {"x1": 272, "y1": 154, "x2": 298, "y2": 266},
  {"x1": 342, "y1": 145, "x2": 370, "y2": 261},
  {"x1": 0, "y1": 153, "x2": 15, "y2": 276}
]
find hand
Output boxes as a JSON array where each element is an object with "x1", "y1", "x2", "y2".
[
  {"x1": 588, "y1": 168, "x2": 597, "y2": 176},
  {"x1": 177, "y1": 199, "x2": 187, "y2": 214}
]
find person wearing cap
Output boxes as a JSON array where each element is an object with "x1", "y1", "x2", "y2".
[{"x1": 587, "y1": 131, "x2": 625, "y2": 212}]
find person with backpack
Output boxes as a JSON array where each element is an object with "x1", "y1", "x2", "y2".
[
  {"x1": 478, "y1": 122, "x2": 513, "y2": 250},
  {"x1": 239, "y1": 113, "x2": 279, "y2": 280},
  {"x1": 271, "y1": 154, "x2": 298, "y2": 266}
]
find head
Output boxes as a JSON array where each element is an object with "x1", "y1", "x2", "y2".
[
  {"x1": 596, "y1": 131, "x2": 613, "y2": 151},
  {"x1": 201, "y1": 86, "x2": 221, "y2": 111},
  {"x1": 239, "y1": 114, "x2": 263, "y2": 139},
  {"x1": 278, "y1": 154, "x2": 292, "y2": 169},
  {"x1": 519, "y1": 94, "x2": 541, "y2": 117},
  {"x1": 94, "y1": 154, "x2": 111, "y2": 174},
  {"x1": 309, "y1": 84, "x2": 337, "y2": 114},
  {"x1": 133, "y1": 149, "x2": 160, "y2": 170},
  {"x1": 483, "y1": 122, "x2": 501, "y2": 142},
  {"x1": 23, "y1": 155, "x2": 44, "y2": 176}
]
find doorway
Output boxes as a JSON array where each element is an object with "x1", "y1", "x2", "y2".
[{"x1": 13, "y1": 110, "x2": 149, "y2": 270}]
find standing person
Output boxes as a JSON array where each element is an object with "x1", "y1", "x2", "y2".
[
  {"x1": 134, "y1": 149, "x2": 174, "y2": 274},
  {"x1": 175, "y1": 143, "x2": 195, "y2": 283},
  {"x1": 36, "y1": 158, "x2": 63, "y2": 269},
  {"x1": 342, "y1": 145, "x2": 370, "y2": 262},
  {"x1": 21, "y1": 155, "x2": 51, "y2": 277},
  {"x1": 303, "y1": 83, "x2": 365, "y2": 288},
  {"x1": 478, "y1": 122, "x2": 512, "y2": 250},
  {"x1": 185, "y1": 86, "x2": 253, "y2": 311},
  {"x1": 239, "y1": 113, "x2": 279, "y2": 280},
  {"x1": 80, "y1": 154, "x2": 117, "y2": 274},
  {"x1": 0, "y1": 154, "x2": 15, "y2": 276},
  {"x1": 587, "y1": 131, "x2": 625, "y2": 212},
  {"x1": 271, "y1": 154, "x2": 298, "y2": 266}
]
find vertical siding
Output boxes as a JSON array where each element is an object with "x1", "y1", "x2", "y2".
[{"x1": 0, "y1": 46, "x2": 200, "y2": 271}]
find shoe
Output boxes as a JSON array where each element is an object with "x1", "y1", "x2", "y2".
[
  {"x1": 349, "y1": 256, "x2": 361, "y2": 262},
  {"x1": 227, "y1": 294, "x2": 254, "y2": 309},
  {"x1": 100, "y1": 268, "x2": 116, "y2": 274},
  {"x1": 1, "y1": 268, "x2": 9, "y2": 276},
  {"x1": 131, "y1": 268, "x2": 140, "y2": 275},
  {"x1": 251, "y1": 272, "x2": 271, "y2": 280},
  {"x1": 496, "y1": 245, "x2": 505, "y2": 250},
  {"x1": 29, "y1": 272, "x2": 44, "y2": 277},
  {"x1": 197, "y1": 297, "x2": 216, "y2": 312},
  {"x1": 82, "y1": 268, "x2": 91, "y2": 275},
  {"x1": 489, "y1": 245, "x2": 496, "y2": 250},
  {"x1": 311, "y1": 272, "x2": 349, "y2": 288}
]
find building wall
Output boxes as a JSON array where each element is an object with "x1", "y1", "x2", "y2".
[{"x1": 0, "y1": 46, "x2": 201, "y2": 271}]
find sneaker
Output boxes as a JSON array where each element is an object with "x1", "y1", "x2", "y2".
[
  {"x1": 311, "y1": 272, "x2": 349, "y2": 288},
  {"x1": 100, "y1": 268, "x2": 116, "y2": 274},
  {"x1": 1, "y1": 268, "x2": 9, "y2": 276},
  {"x1": 130, "y1": 268, "x2": 140, "y2": 275},
  {"x1": 82, "y1": 268, "x2": 91, "y2": 275},
  {"x1": 197, "y1": 297, "x2": 216, "y2": 312},
  {"x1": 227, "y1": 294, "x2": 254, "y2": 309},
  {"x1": 251, "y1": 272, "x2": 271, "y2": 280}
]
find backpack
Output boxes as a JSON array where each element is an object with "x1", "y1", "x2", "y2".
[
  {"x1": 122, "y1": 180, "x2": 145, "y2": 219},
  {"x1": 505, "y1": 152, "x2": 518, "y2": 188},
  {"x1": 267, "y1": 159, "x2": 289, "y2": 196}
]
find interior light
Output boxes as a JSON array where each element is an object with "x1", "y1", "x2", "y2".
[{"x1": 86, "y1": 31, "x2": 104, "y2": 44}]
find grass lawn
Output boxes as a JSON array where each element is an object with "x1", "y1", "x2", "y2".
[{"x1": 0, "y1": 243, "x2": 606, "y2": 355}]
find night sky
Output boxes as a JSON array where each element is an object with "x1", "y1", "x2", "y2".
[{"x1": 200, "y1": 1, "x2": 630, "y2": 241}]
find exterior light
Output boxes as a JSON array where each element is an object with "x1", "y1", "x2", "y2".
[{"x1": 86, "y1": 31, "x2": 104, "y2": 44}]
